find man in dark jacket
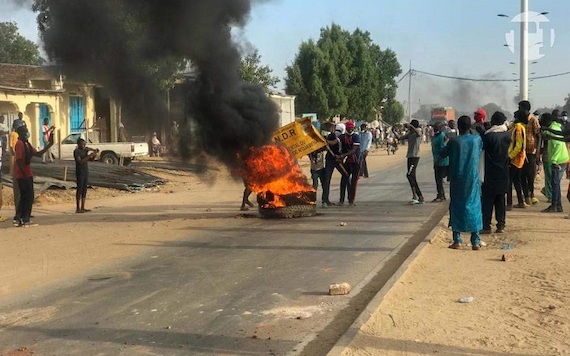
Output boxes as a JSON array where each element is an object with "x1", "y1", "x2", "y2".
[{"x1": 481, "y1": 112, "x2": 512, "y2": 234}]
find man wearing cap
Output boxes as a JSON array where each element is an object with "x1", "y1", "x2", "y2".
[
  {"x1": 338, "y1": 121, "x2": 361, "y2": 207},
  {"x1": 473, "y1": 109, "x2": 487, "y2": 135}
]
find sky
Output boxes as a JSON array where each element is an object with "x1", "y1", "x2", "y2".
[{"x1": 1, "y1": 0, "x2": 569, "y2": 115}]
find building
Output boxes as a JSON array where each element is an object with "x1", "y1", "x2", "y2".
[
  {"x1": 269, "y1": 92, "x2": 296, "y2": 127},
  {"x1": 0, "y1": 63, "x2": 119, "y2": 149}
]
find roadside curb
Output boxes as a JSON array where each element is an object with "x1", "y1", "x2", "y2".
[{"x1": 326, "y1": 214, "x2": 447, "y2": 356}]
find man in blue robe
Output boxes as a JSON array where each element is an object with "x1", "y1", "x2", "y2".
[{"x1": 442, "y1": 116, "x2": 484, "y2": 250}]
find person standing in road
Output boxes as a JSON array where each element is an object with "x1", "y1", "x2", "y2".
[
  {"x1": 41, "y1": 118, "x2": 55, "y2": 163},
  {"x1": 321, "y1": 133, "x2": 343, "y2": 208},
  {"x1": 507, "y1": 110, "x2": 527, "y2": 210},
  {"x1": 74, "y1": 138, "x2": 98, "y2": 213},
  {"x1": 14, "y1": 124, "x2": 54, "y2": 227},
  {"x1": 537, "y1": 113, "x2": 553, "y2": 203},
  {"x1": 309, "y1": 148, "x2": 326, "y2": 190},
  {"x1": 394, "y1": 119, "x2": 424, "y2": 204},
  {"x1": 359, "y1": 123, "x2": 372, "y2": 178},
  {"x1": 441, "y1": 116, "x2": 484, "y2": 250},
  {"x1": 9, "y1": 115, "x2": 25, "y2": 225},
  {"x1": 519, "y1": 101, "x2": 540, "y2": 206},
  {"x1": 430, "y1": 122, "x2": 448, "y2": 202},
  {"x1": 338, "y1": 121, "x2": 361, "y2": 207},
  {"x1": 481, "y1": 112, "x2": 511, "y2": 234},
  {"x1": 541, "y1": 113, "x2": 569, "y2": 213}
]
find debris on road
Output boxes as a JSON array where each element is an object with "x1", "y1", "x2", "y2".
[
  {"x1": 340, "y1": 222, "x2": 347, "y2": 226},
  {"x1": 329, "y1": 282, "x2": 351, "y2": 295},
  {"x1": 458, "y1": 296, "x2": 474, "y2": 303}
]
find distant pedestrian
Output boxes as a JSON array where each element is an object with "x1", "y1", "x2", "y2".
[
  {"x1": 394, "y1": 120, "x2": 424, "y2": 204},
  {"x1": 481, "y1": 112, "x2": 511, "y2": 234},
  {"x1": 442, "y1": 116, "x2": 483, "y2": 250},
  {"x1": 41, "y1": 118, "x2": 55, "y2": 163},
  {"x1": 446, "y1": 120, "x2": 458, "y2": 138},
  {"x1": 74, "y1": 139, "x2": 98, "y2": 213},
  {"x1": 473, "y1": 108, "x2": 487, "y2": 135},
  {"x1": 359, "y1": 123, "x2": 372, "y2": 178},
  {"x1": 431, "y1": 122, "x2": 448, "y2": 202},
  {"x1": 507, "y1": 110, "x2": 528, "y2": 209},
  {"x1": 13, "y1": 124, "x2": 54, "y2": 227},
  {"x1": 537, "y1": 114, "x2": 553, "y2": 202},
  {"x1": 0, "y1": 115, "x2": 8, "y2": 155},
  {"x1": 338, "y1": 121, "x2": 361, "y2": 207}
]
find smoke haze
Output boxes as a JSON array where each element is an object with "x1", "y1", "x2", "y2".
[{"x1": 35, "y1": 0, "x2": 279, "y2": 170}]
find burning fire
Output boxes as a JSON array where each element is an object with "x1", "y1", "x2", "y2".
[{"x1": 240, "y1": 144, "x2": 316, "y2": 208}]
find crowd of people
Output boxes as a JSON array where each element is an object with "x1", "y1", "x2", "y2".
[{"x1": 0, "y1": 112, "x2": 97, "y2": 226}]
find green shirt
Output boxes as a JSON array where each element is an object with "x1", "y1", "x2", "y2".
[{"x1": 545, "y1": 121, "x2": 569, "y2": 164}]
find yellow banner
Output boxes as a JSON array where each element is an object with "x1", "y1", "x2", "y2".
[{"x1": 273, "y1": 117, "x2": 326, "y2": 159}]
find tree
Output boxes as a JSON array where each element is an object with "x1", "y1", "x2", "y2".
[
  {"x1": 0, "y1": 21, "x2": 44, "y2": 65},
  {"x1": 285, "y1": 23, "x2": 401, "y2": 121},
  {"x1": 382, "y1": 100, "x2": 405, "y2": 126},
  {"x1": 239, "y1": 49, "x2": 279, "y2": 92}
]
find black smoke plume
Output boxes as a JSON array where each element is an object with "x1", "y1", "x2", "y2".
[{"x1": 36, "y1": 0, "x2": 279, "y2": 170}]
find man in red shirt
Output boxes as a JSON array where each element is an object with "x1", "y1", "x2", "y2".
[{"x1": 14, "y1": 125, "x2": 54, "y2": 227}]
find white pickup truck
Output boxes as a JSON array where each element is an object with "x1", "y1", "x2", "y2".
[{"x1": 53, "y1": 132, "x2": 148, "y2": 165}]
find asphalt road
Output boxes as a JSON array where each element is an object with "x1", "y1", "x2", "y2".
[{"x1": 0, "y1": 151, "x2": 448, "y2": 356}]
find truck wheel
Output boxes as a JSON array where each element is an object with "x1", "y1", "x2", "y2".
[
  {"x1": 101, "y1": 153, "x2": 119, "y2": 165},
  {"x1": 123, "y1": 158, "x2": 132, "y2": 166}
]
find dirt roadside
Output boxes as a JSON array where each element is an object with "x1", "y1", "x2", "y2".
[
  {"x1": 0, "y1": 144, "x2": 410, "y2": 304},
  {"x1": 343, "y1": 176, "x2": 570, "y2": 355}
]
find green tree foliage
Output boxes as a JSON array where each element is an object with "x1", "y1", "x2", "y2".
[
  {"x1": 0, "y1": 21, "x2": 44, "y2": 65},
  {"x1": 32, "y1": 0, "x2": 185, "y2": 90},
  {"x1": 285, "y1": 23, "x2": 401, "y2": 122},
  {"x1": 382, "y1": 100, "x2": 405, "y2": 126},
  {"x1": 239, "y1": 49, "x2": 280, "y2": 92}
]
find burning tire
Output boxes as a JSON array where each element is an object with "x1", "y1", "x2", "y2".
[{"x1": 258, "y1": 204, "x2": 316, "y2": 219}]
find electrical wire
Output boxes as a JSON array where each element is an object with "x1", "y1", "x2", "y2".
[{"x1": 412, "y1": 69, "x2": 570, "y2": 82}]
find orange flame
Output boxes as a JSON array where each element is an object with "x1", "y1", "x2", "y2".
[{"x1": 240, "y1": 144, "x2": 315, "y2": 208}]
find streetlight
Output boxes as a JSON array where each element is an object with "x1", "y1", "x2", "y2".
[{"x1": 497, "y1": 2, "x2": 548, "y2": 101}]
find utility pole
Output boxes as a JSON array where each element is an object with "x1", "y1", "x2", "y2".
[
  {"x1": 407, "y1": 60, "x2": 412, "y2": 120},
  {"x1": 520, "y1": 0, "x2": 529, "y2": 101}
]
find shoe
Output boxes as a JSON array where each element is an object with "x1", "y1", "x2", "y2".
[
  {"x1": 506, "y1": 205, "x2": 513, "y2": 211},
  {"x1": 496, "y1": 228, "x2": 505, "y2": 233},
  {"x1": 432, "y1": 197, "x2": 444, "y2": 203},
  {"x1": 418, "y1": 198, "x2": 425, "y2": 204},
  {"x1": 557, "y1": 205, "x2": 564, "y2": 213},
  {"x1": 348, "y1": 203, "x2": 356, "y2": 207},
  {"x1": 448, "y1": 243, "x2": 461, "y2": 250},
  {"x1": 81, "y1": 209, "x2": 92, "y2": 213},
  {"x1": 531, "y1": 197, "x2": 540, "y2": 205},
  {"x1": 239, "y1": 206, "x2": 249, "y2": 211},
  {"x1": 409, "y1": 199, "x2": 420, "y2": 205},
  {"x1": 76, "y1": 209, "x2": 85, "y2": 214},
  {"x1": 246, "y1": 201, "x2": 255, "y2": 208},
  {"x1": 525, "y1": 198, "x2": 531, "y2": 206},
  {"x1": 480, "y1": 229, "x2": 492, "y2": 235},
  {"x1": 513, "y1": 203, "x2": 527, "y2": 209},
  {"x1": 542, "y1": 205, "x2": 558, "y2": 213},
  {"x1": 322, "y1": 201, "x2": 334, "y2": 207},
  {"x1": 472, "y1": 244, "x2": 481, "y2": 251},
  {"x1": 22, "y1": 222, "x2": 39, "y2": 228},
  {"x1": 13, "y1": 219, "x2": 20, "y2": 227},
  {"x1": 337, "y1": 201, "x2": 345, "y2": 206}
]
